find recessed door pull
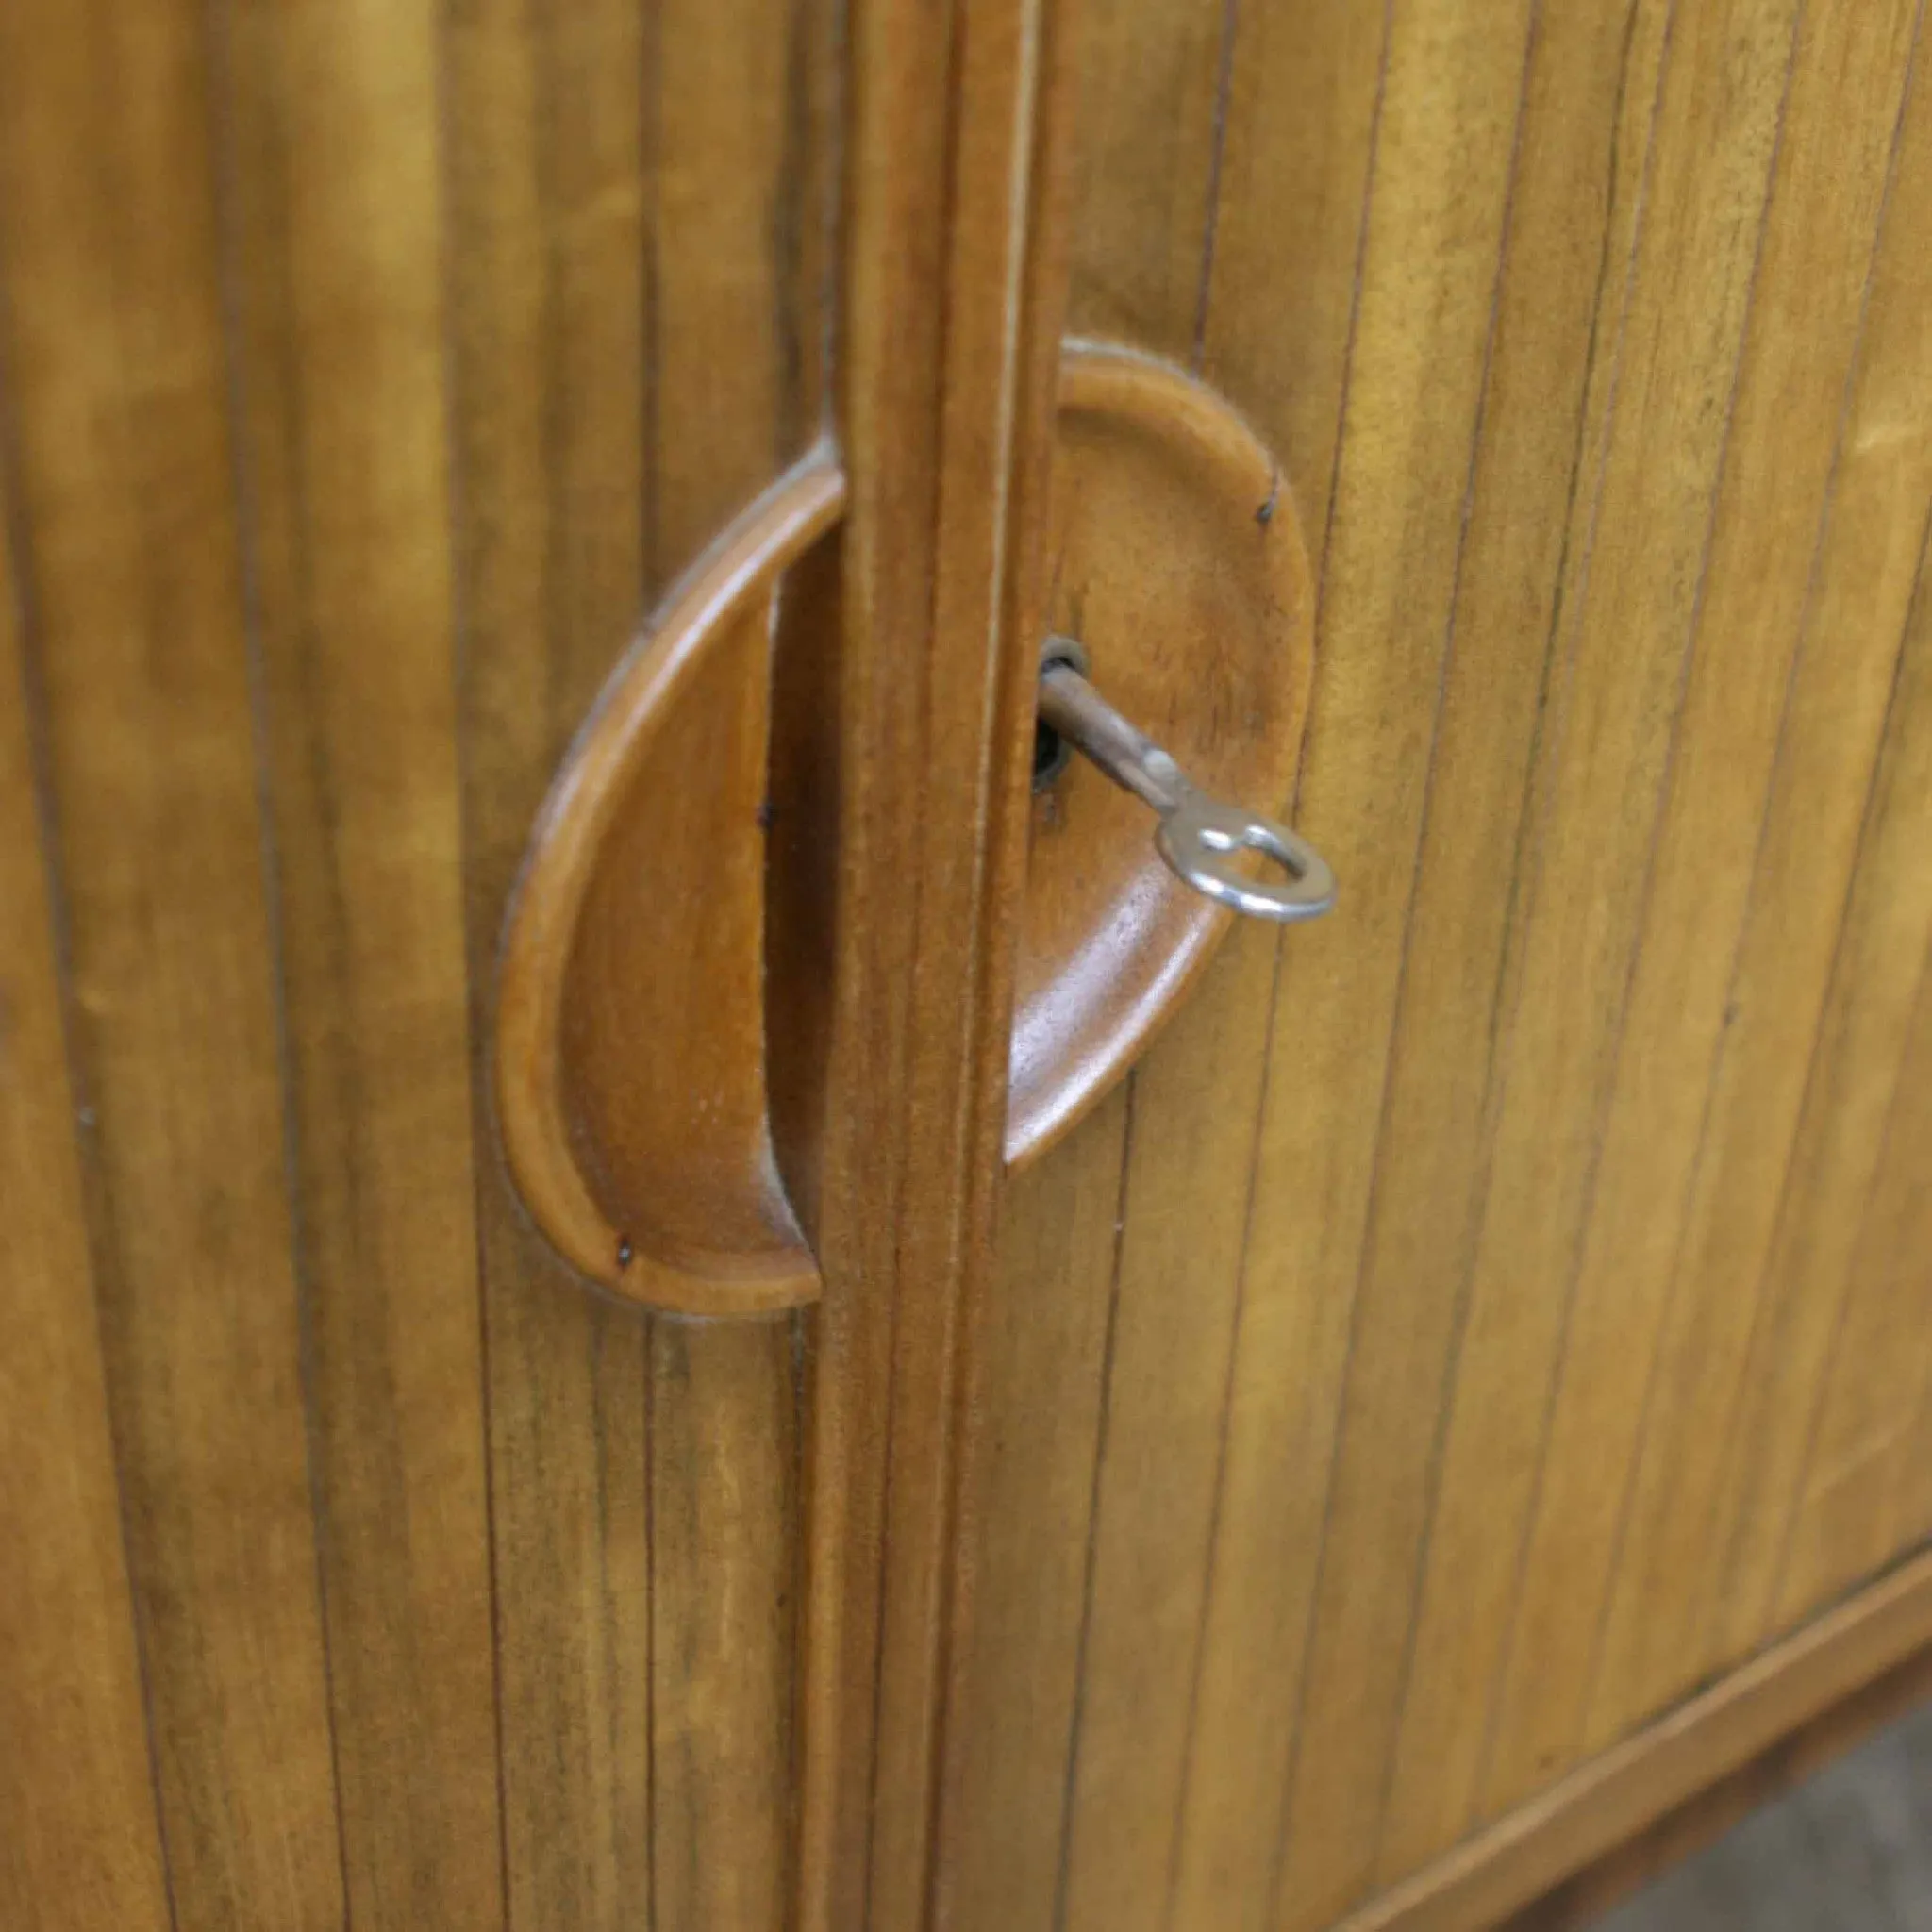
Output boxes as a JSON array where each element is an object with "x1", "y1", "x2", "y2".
[{"x1": 1036, "y1": 637, "x2": 1337, "y2": 924}]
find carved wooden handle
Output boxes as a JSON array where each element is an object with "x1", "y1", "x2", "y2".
[
  {"x1": 494, "y1": 448, "x2": 843, "y2": 1314},
  {"x1": 493, "y1": 345, "x2": 1313, "y2": 1315}
]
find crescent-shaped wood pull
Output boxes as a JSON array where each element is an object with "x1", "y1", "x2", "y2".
[
  {"x1": 1008, "y1": 342, "x2": 1315, "y2": 1165},
  {"x1": 494, "y1": 447, "x2": 843, "y2": 1314},
  {"x1": 493, "y1": 346, "x2": 1315, "y2": 1314}
]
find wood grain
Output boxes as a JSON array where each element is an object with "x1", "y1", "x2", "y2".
[
  {"x1": 1474, "y1": 0, "x2": 1923, "y2": 1826},
  {"x1": 443, "y1": 8, "x2": 654, "y2": 1918},
  {"x1": 796, "y1": 0, "x2": 1078, "y2": 1921},
  {"x1": 1294, "y1": 0, "x2": 1672, "y2": 1893},
  {"x1": 1774, "y1": 941, "x2": 1932, "y2": 1622},
  {"x1": 1169, "y1": 7, "x2": 1395, "y2": 1919},
  {"x1": 938, "y1": 1086, "x2": 1133, "y2": 1932},
  {"x1": 1384, "y1": 0, "x2": 1802, "y2": 1877},
  {"x1": 1341, "y1": 1547, "x2": 1932, "y2": 1932},
  {"x1": 1256, "y1": 4, "x2": 1546, "y2": 1921},
  {"x1": 1589, "y1": 7, "x2": 1932, "y2": 1743},
  {"x1": 7, "y1": 0, "x2": 1932, "y2": 1926},
  {"x1": 1705, "y1": 504, "x2": 1932, "y2": 1657},
  {"x1": 968, "y1": 3, "x2": 1932, "y2": 1929},
  {"x1": 649, "y1": 1318, "x2": 802, "y2": 1930},
  {"x1": 444, "y1": 0, "x2": 830, "y2": 1923},
  {"x1": 1004, "y1": 340, "x2": 1321, "y2": 1924},
  {"x1": 940, "y1": 8, "x2": 1256, "y2": 1925},
  {"x1": 1063, "y1": 0, "x2": 1230, "y2": 357},
  {"x1": 0, "y1": 1, "x2": 345, "y2": 1922},
  {"x1": 211, "y1": 2, "x2": 505, "y2": 1921},
  {"x1": 0, "y1": 428, "x2": 174, "y2": 1932},
  {"x1": 639, "y1": 12, "x2": 834, "y2": 1907}
]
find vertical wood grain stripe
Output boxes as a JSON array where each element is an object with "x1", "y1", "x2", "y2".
[
  {"x1": 444, "y1": 7, "x2": 654, "y2": 1918},
  {"x1": 642, "y1": 1, "x2": 833, "y2": 1920},
  {"x1": 1470, "y1": 0, "x2": 1922, "y2": 1829},
  {"x1": 937, "y1": 1085, "x2": 1132, "y2": 1932},
  {"x1": 0, "y1": 2, "x2": 346, "y2": 1922},
  {"x1": 1248, "y1": 6, "x2": 1545, "y2": 1924},
  {"x1": 1707, "y1": 508, "x2": 1932, "y2": 1654},
  {"x1": 1381, "y1": 0, "x2": 1800, "y2": 1882},
  {"x1": 1168, "y1": 8, "x2": 1394, "y2": 1920},
  {"x1": 648, "y1": 1320, "x2": 800, "y2": 1931},
  {"x1": 1587, "y1": 18, "x2": 1932, "y2": 1740},
  {"x1": 1046, "y1": 5, "x2": 1263, "y2": 1924},
  {"x1": 208, "y1": 1, "x2": 506, "y2": 1920},
  {"x1": 800, "y1": 0, "x2": 1076, "y2": 1918},
  {"x1": 0, "y1": 403, "x2": 175, "y2": 1932},
  {"x1": 1774, "y1": 927, "x2": 1932, "y2": 1622},
  {"x1": 1064, "y1": 0, "x2": 1228, "y2": 357},
  {"x1": 960, "y1": 41, "x2": 1237, "y2": 1906},
  {"x1": 446, "y1": 0, "x2": 832, "y2": 1922}
]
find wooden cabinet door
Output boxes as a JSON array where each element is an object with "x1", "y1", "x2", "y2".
[
  {"x1": 4, "y1": 1, "x2": 1930, "y2": 1929},
  {"x1": 936, "y1": 2, "x2": 1932, "y2": 1929},
  {"x1": 0, "y1": 2, "x2": 835, "y2": 1925}
]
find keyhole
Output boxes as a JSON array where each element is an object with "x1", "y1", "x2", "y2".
[
  {"x1": 1033, "y1": 637, "x2": 1088, "y2": 792},
  {"x1": 1033, "y1": 714, "x2": 1072, "y2": 791}
]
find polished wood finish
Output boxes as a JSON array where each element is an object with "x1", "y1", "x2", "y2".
[
  {"x1": 0, "y1": 434, "x2": 173, "y2": 1932},
  {"x1": 446, "y1": 0, "x2": 833, "y2": 1922},
  {"x1": 1011, "y1": 341, "x2": 1314, "y2": 1164},
  {"x1": 0, "y1": 0, "x2": 833, "y2": 1924},
  {"x1": 498, "y1": 340, "x2": 1310, "y2": 1290},
  {"x1": 0, "y1": 3, "x2": 345, "y2": 1919},
  {"x1": 942, "y1": 0, "x2": 1932, "y2": 1927},
  {"x1": 791, "y1": 0, "x2": 1079, "y2": 1923},
  {"x1": 6, "y1": 0, "x2": 1932, "y2": 1926},
  {"x1": 496, "y1": 451, "x2": 841, "y2": 1311}
]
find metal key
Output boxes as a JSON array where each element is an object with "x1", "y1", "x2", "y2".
[{"x1": 1036, "y1": 638, "x2": 1336, "y2": 924}]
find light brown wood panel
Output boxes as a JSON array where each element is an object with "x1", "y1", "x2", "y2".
[
  {"x1": 940, "y1": 1086, "x2": 1132, "y2": 1931},
  {"x1": 1057, "y1": 930, "x2": 1279, "y2": 1929},
  {"x1": 0, "y1": 2, "x2": 345, "y2": 1924},
  {"x1": 1776, "y1": 954, "x2": 1932, "y2": 1620},
  {"x1": 1171, "y1": 8, "x2": 1395, "y2": 1919},
  {"x1": 212, "y1": 2, "x2": 503, "y2": 1922},
  {"x1": 0, "y1": 462, "x2": 173, "y2": 1930},
  {"x1": 1474, "y1": 0, "x2": 1922, "y2": 1824},
  {"x1": 1043, "y1": 10, "x2": 1266, "y2": 1927},
  {"x1": 1706, "y1": 518, "x2": 1932, "y2": 1654},
  {"x1": 443, "y1": 0, "x2": 829, "y2": 1924},
  {"x1": 965, "y1": 3, "x2": 1932, "y2": 1929},
  {"x1": 1299, "y1": 0, "x2": 1671, "y2": 1892},
  {"x1": 1589, "y1": 12, "x2": 1932, "y2": 1742},
  {"x1": 648, "y1": 1320, "x2": 801, "y2": 1930},
  {"x1": 1387, "y1": 0, "x2": 1801, "y2": 1870},
  {"x1": 1339, "y1": 0, "x2": 1668, "y2": 1875},
  {"x1": 1903, "y1": 1298, "x2": 1932, "y2": 1552},
  {"x1": 442, "y1": 9, "x2": 655, "y2": 1917},
  {"x1": 1063, "y1": 0, "x2": 1229, "y2": 357},
  {"x1": 1253, "y1": 4, "x2": 1546, "y2": 1921}
]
